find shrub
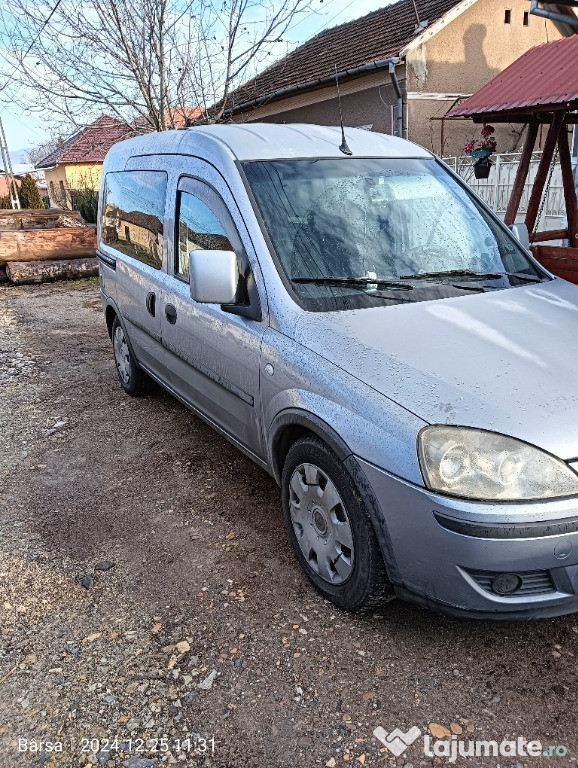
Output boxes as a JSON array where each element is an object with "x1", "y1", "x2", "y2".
[
  {"x1": 18, "y1": 174, "x2": 45, "y2": 209},
  {"x1": 69, "y1": 187, "x2": 99, "y2": 223}
]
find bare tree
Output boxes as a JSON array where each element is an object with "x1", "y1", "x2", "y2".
[
  {"x1": 27, "y1": 136, "x2": 67, "y2": 166},
  {"x1": 0, "y1": 0, "x2": 311, "y2": 133}
]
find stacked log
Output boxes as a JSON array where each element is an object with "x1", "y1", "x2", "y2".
[
  {"x1": 0, "y1": 226, "x2": 97, "y2": 262},
  {"x1": 0, "y1": 209, "x2": 84, "y2": 230},
  {"x1": 0, "y1": 209, "x2": 97, "y2": 285},
  {"x1": 6, "y1": 258, "x2": 98, "y2": 285}
]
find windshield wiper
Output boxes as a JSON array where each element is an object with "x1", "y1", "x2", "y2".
[
  {"x1": 503, "y1": 271, "x2": 544, "y2": 282},
  {"x1": 400, "y1": 269, "x2": 502, "y2": 280},
  {"x1": 292, "y1": 276, "x2": 413, "y2": 290},
  {"x1": 400, "y1": 269, "x2": 542, "y2": 283}
]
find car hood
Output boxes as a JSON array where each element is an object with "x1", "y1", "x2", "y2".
[{"x1": 293, "y1": 279, "x2": 578, "y2": 460}]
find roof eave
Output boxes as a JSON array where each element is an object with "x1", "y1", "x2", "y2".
[
  {"x1": 448, "y1": 104, "x2": 578, "y2": 122},
  {"x1": 34, "y1": 161, "x2": 58, "y2": 170},
  {"x1": 226, "y1": 56, "x2": 402, "y2": 116}
]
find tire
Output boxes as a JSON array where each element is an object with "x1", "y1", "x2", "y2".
[
  {"x1": 281, "y1": 435, "x2": 392, "y2": 611},
  {"x1": 111, "y1": 317, "x2": 151, "y2": 396}
]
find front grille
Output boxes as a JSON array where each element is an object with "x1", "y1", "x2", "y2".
[{"x1": 467, "y1": 568, "x2": 556, "y2": 596}]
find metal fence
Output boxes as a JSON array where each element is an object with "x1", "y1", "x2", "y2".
[{"x1": 443, "y1": 151, "x2": 566, "y2": 232}]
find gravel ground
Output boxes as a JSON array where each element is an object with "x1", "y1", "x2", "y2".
[{"x1": 0, "y1": 279, "x2": 577, "y2": 768}]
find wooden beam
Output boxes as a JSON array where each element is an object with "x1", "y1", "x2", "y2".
[
  {"x1": 530, "y1": 228, "x2": 571, "y2": 243},
  {"x1": 504, "y1": 120, "x2": 539, "y2": 226},
  {"x1": 464, "y1": 111, "x2": 578, "y2": 125},
  {"x1": 525, "y1": 111, "x2": 565, "y2": 234},
  {"x1": 557, "y1": 121, "x2": 578, "y2": 249},
  {"x1": 434, "y1": 114, "x2": 578, "y2": 123}
]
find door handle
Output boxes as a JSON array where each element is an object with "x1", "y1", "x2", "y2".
[
  {"x1": 165, "y1": 303, "x2": 177, "y2": 324},
  {"x1": 145, "y1": 291, "x2": 156, "y2": 317}
]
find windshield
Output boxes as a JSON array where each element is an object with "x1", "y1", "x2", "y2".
[{"x1": 242, "y1": 158, "x2": 546, "y2": 311}]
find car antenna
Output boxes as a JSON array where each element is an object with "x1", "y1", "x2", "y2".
[{"x1": 334, "y1": 65, "x2": 352, "y2": 156}]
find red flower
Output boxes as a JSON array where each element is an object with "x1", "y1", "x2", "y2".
[{"x1": 481, "y1": 124, "x2": 495, "y2": 138}]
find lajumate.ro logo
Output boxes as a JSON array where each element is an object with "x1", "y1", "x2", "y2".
[{"x1": 373, "y1": 725, "x2": 569, "y2": 762}]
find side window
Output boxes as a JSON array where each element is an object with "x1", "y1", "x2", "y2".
[
  {"x1": 102, "y1": 170, "x2": 167, "y2": 269},
  {"x1": 176, "y1": 190, "x2": 233, "y2": 279}
]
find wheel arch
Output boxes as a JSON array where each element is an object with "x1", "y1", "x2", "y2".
[
  {"x1": 269, "y1": 409, "x2": 352, "y2": 485},
  {"x1": 270, "y1": 408, "x2": 402, "y2": 586}
]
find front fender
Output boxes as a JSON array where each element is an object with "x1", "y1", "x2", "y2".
[{"x1": 265, "y1": 389, "x2": 426, "y2": 486}]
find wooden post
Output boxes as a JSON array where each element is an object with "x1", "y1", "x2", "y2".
[
  {"x1": 504, "y1": 119, "x2": 538, "y2": 225},
  {"x1": 557, "y1": 120, "x2": 578, "y2": 248},
  {"x1": 525, "y1": 111, "x2": 565, "y2": 233}
]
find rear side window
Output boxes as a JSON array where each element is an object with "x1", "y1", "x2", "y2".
[
  {"x1": 176, "y1": 190, "x2": 233, "y2": 278},
  {"x1": 102, "y1": 171, "x2": 167, "y2": 269}
]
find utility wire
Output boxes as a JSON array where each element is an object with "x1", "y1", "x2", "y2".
[
  {"x1": 0, "y1": 0, "x2": 64, "y2": 94},
  {"x1": 1, "y1": 105, "x2": 48, "y2": 141}
]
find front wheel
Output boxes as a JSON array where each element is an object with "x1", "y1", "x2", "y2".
[
  {"x1": 281, "y1": 435, "x2": 392, "y2": 611},
  {"x1": 111, "y1": 317, "x2": 151, "y2": 396}
]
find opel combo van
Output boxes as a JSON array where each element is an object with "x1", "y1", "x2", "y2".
[{"x1": 98, "y1": 124, "x2": 578, "y2": 619}]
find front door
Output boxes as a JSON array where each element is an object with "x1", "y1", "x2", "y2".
[{"x1": 161, "y1": 174, "x2": 266, "y2": 459}]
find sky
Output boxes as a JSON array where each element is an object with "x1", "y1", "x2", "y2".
[{"x1": 0, "y1": 0, "x2": 393, "y2": 154}]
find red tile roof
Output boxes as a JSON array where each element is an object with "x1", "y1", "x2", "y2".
[
  {"x1": 226, "y1": 0, "x2": 462, "y2": 112},
  {"x1": 448, "y1": 34, "x2": 578, "y2": 119},
  {"x1": 36, "y1": 109, "x2": 206, "y2": 169},
  {"x1": 165, "y1": 106, "x2": 204, "y2": 127},
  {"x1": 36, "y1": 115, "x2": 134, "y2": 168},
  {"x1": 134, "y1": 106, "x2": 205, "y2": 131}
]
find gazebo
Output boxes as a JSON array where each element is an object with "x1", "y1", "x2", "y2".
[{"x1": 447, "y1": 34, "x2": 578, "y2": 281}]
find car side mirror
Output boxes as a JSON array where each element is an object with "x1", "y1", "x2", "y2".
[
  {"x1": 189, "y1": 250, "x2": 239, "y2": 304},
  {"x1": 510, "y1": 223, "x2": 530, "y2": 250}
]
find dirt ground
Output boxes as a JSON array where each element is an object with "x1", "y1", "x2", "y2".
[{"x1": 0, "y1": 279, "x2": 576, "y2": 768}]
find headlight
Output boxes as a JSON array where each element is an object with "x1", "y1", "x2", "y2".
[{"x1": 418, "y1": 426, "x2": 578, "y2": 501}]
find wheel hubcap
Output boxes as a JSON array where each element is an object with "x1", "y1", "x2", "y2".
[
  {"x1": 113, "y1": 326, "x2": 131, "y2": 385},
  {"x1": 289, "y1": 462, "x2": 354, "y2": 585},
  {"x1": 312, "y1": 507, "x2": 328, "y2": 537}
]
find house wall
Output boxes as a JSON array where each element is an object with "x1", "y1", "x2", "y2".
[
  {"x1": 64, "y1": 163, "x2": 102, "y2": 191},
  {"x1": 257, "y1": 81, "x2": 402, "y2": 134},
  {"x1": 115, "y1": 220, "x2": 155, "y2": 251},
  {"x1": 44, "y1": 166, "x2": 69, "y2": 208},
  {"x1": 235, "y1": 69, "x2": 405, "y2": 136},
  {"x1": 45, "y1": 163, "x2": 102, "y2": 208},
  {"x1": 405, "y1": 0, "x2": 568, "y2": 156},
  {"x1": 0, "y1": 175, "x2": 21, "y2": 199}
]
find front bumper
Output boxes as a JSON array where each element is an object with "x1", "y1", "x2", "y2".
[{"x1": 358, "y1": 457, "x2": 578, "y2": 619}]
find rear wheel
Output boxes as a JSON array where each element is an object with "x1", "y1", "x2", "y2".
[
  {"x1": 281, "y1": 435, "x2": 392, "y2": 611},
  {"x1": 111, "y1": 317, "x2": 151, "y2": 396}
]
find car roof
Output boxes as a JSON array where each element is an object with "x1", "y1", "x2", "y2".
[{"x1": 107, "y1": 123, "x2": 432, "y2": 164}]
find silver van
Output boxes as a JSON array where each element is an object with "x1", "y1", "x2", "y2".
[{"x1": 98, "y1": 124, "x2": 578, "y2": 619}]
